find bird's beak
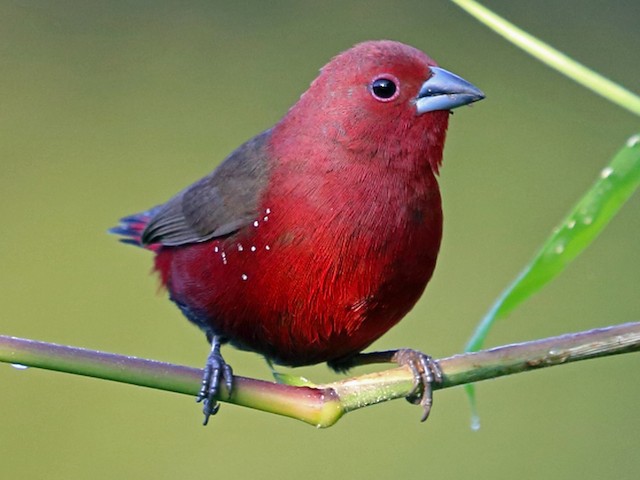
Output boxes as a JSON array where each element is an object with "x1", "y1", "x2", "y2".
[{"x1": 415, "y1": 66, "x2": 485, "y2": 115}]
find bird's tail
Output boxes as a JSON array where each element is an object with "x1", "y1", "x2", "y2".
[{"x1": 109, "y1": 207, "x2": 162, "y2": 251}]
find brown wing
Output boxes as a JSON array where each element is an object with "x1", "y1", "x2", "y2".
[{"x1": 141, "y1": 129, "x2": 272, "y2": 247}]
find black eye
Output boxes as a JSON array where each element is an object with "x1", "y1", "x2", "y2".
[{"x1": 371, "y1": 77, "x2": 398, "y2": 101}]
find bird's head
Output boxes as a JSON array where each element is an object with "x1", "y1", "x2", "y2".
[{"x1": 277, "y1": 40, "x2": 484, "y2": 174}]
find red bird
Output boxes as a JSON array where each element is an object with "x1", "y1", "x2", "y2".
[{"x1": 111, "y1": 40, "x2": 484, "y2": 424}]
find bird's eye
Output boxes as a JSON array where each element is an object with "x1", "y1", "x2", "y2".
[{"x1": 370, "y1": 76, "x2": 399, "y2": 102}]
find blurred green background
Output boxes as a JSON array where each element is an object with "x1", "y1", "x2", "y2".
[{"x1": 1, "y1": 1, "x2": 638, "y2": 478}]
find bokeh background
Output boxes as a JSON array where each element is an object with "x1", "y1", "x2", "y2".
[{"x1": 1, "y1": 1, "x2": 638, "y2": 478}]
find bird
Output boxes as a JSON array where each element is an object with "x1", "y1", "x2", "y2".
[{"x1": 111, "y1": 40, "x2": 484, "y2": 425}]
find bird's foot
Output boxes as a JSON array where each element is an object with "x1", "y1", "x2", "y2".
[
  {"x1": 392, "y1": 349, "x2": 443, "y2": 422},
  {"x1": 196, "y1": 336, "x2": 233, "y2": 426},
  {"x1": 328, "y1": 348, "x2": 443, "y2": 422}
]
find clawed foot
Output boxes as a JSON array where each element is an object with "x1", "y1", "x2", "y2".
[
  {"x1": 328, "y1": 348, "x2": 443, "y2": 422},
  {"x1": 392, "y1": 349, "x2": 443, "y2": 422},
  {"x1": 196, "y1": 336, "x2": 233, "y2": 426}
]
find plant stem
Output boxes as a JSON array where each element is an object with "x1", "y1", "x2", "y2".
[
  {"x1": 450, "y1": 0, "x2": 640, "y2": 117},
  {"x1": 1, "y1": 322, "x2": 639, "y2": 427}
]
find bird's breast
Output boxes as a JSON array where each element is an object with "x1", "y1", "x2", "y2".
[{"x1": 159, "y1": 159, "x2": 442, "y2": 365}]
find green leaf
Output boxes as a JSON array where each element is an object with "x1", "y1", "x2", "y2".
[
  {"x1": 466, "y1": 134, "x2": 640, "y2": 353},
  {"x1": 271, "y1": 372, "x2": 316, "y2": 387}
]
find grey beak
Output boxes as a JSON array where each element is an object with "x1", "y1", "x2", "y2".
[{"x1": 415, "y1": 66, "x2": 485, "y2": 115}]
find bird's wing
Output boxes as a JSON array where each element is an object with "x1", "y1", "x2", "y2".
[{"x1": 141, "y1": 129, "x2": 272, "y2": 247}]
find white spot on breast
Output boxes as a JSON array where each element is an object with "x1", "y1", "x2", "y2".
[
  {"x1": 265, "y1": 245, "x2": 271, "y2": 251},
  {"x1": 241, "y1": 274, "x2": 248, "y2": 281},
  {"x1": 237, "y1": 243, "x2": 244, "y2": 252},
  {"x1": 251, "y1": 246, "x2": 257, "y2": 252},
  {"x1": 265, "y1": 208, "x2": 271, "y2": 214},
  {"x1": 214, "y1": 246, "x2": 219, "y2": 253},
  {"x1": 221, "y1": 252, "x2": 227, "y2": 265},
  {"x1": 253, "y1": 220, "x2": 259, "y2": 227},
  {"x1": 263, "y1": 216, "x2": 269, "y2": 221}
]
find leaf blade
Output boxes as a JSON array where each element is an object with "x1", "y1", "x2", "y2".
[{"x1": 466, "y1": 134, "x2": 640, "y2": 352}]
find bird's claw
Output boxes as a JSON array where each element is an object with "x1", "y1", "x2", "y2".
[
  {"x1": 196, "y1": 343, "x2": 233, "y2": 426},
  {"x1": 393, "y1": 349, "x2": 443, "y2": 422}
]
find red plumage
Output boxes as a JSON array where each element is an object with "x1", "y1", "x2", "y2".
[{"x1": 112, "y1": 40, "x2": 483, "y2": 422}]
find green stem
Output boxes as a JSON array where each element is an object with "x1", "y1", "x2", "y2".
[
  {"x1": 2, "y1": 321, "x2": 639, "y2": 427},
  {"x1": 450, "y1": 0, "x2": 640, "y2": 117}
]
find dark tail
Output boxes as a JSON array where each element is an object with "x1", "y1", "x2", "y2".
[{"x1": 109, "y1": 207, "x2": 162, "y2": 251}]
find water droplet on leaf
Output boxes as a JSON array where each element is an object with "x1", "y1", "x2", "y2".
[
  {"x1": 626, "y1": 134, "x2": 640, "y2": 147},
  {"x1": 600, "y1": 166, "x2": 614, "y2": 179}
]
